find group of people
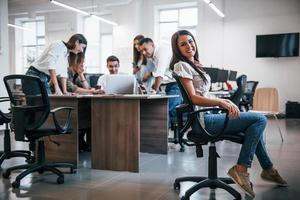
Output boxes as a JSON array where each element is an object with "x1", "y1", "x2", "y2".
[{"x1": 25, "y1": 31, "x2": 287, "y2": 198}]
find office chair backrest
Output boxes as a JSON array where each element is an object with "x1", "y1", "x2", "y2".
[
  {"x1": 3, "y1": 75, "x2": 50, "y2": 141},
  {"x1": 84, "y1": 73, "x2": 103, "y2": 88},
  {"x1": 230, "y1": 74, "x2": 247, "y2": 105},
  {"x1": 253, "y1": 87, "x2": 279, "y2": 113},
  {"x1": 245, "y1": 81, "x2": 259, "y2": 94},
  {"x1": 172, "y1": 72, "x2": 194, "y2": 109}
]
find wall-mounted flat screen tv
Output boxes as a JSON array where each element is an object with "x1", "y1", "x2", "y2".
[{"x1": 256, "y1": 33, "x2": 299, "y2": 57}]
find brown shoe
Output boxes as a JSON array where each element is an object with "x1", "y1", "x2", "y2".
[
  {"x1": 227, "y1": 166, "x2": 255, "y2": 198},
  {"x1": 261, "y1": 168, "x2": 288, "y2": 186}
]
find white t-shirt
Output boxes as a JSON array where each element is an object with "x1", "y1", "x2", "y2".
[
  {"x1": 97, "y1": 74, "x2": 107, "y2": 90},
  {"x1": 149, "y1": 46, "x2": 174, "y2": 84},
  {"x1": 173, "y1": 61, "x2": 211, "y2": 127},
  {"x1": 31, "y1": 41, "x2": 69, "y2": 78}
]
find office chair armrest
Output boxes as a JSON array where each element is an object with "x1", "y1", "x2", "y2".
[
  {"x1": 0, "y1": 97, "x2": 10, "y2": 102},
  {"x1": 176, "y1": 104, "x2": 193, "y2": 136},
  {"x1": 190, "y1": 108, "x2": 229, "y2": 139},
  {"x1": 50, "y1": 107, "x2": 74, "y2": 134}
]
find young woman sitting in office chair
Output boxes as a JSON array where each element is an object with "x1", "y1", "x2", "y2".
[{"x1": 170, "y1": 30, "x2": 287, "y2": 198}]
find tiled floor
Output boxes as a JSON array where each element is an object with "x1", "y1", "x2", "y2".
[{"x1": 1, "y1": 118, "x2": 300, "y2": 200}]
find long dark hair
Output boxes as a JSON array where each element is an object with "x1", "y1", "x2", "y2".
[
  {"x1": 133, "y1": 35, "x2": 146, "y2": 65},
  {"x1": 170, "y1": 30, "x2": 207, "y2": 82},
  {"x1": 69, "y1": 52, "x2": 84, "y2": 68},
  {"x1": 65, "y1": 33, "x2": 88, "y2": 54}
]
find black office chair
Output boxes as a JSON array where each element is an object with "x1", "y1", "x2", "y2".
[
  {"x1": 168, "y1": 116, "x2": 187, "y2": 152},
  {"x1": 2, "y1": 74, "x2": 75, "y2": 188},
  {"x1": 0, "y1": 97, "x2": 33, "y2": 168},
  {"x1": 239, "y1": 81, "x2": 259, "y2": 111},
  {"x1": 172, "y1": 73, "x2": 244, "y2": 200},
  {"x1": 84, "y1": 73, "x2": 103, "y2": 88},
  {"x1": 226, "y1": 74, "x2": 247, "y2": 107}
]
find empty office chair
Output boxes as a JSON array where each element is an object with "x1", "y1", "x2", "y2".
[
  {"x1": 250, "y1": 87, "x2": 283, "y2": 142},
  {"x1": 0, "y1": 97, "x2": 33, "y2": 168},
  {"x1": 172, "y1": 73, "x2": 244, "y2": 200},
  {"x1": 2, "y1": 74, "x2": 75, "y2": 188},
  {"x1": 84, "y1": 73, "x2": 103, "y2": 88},
  {"x1": 226, "y1": 74, "x2": 247, "y2": 107},
  {"x1": 239, "y1": 81, "x2": 259, "y2": 111}
]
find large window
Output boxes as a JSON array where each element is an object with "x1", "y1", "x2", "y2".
[
  {"x1": 83, "y1": 17, "x2": 113, "y2": 73},
  {"x1": 15, "y1": 16, "x2": 45, "y2": 74},
  {"x1": 158, "y1": 7, "x2": 197, "y2": 47}
]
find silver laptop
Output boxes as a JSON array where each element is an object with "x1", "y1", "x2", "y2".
[{"x1": 105, "y1": 74, "x2": 136, "y2": 94}]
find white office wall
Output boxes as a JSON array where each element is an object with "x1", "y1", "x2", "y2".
[
  {"x1": 0, "y1": 0, "x2": 10, "y2": 128},
  {"x1": 0, "y1": 0, "x2": 10, "y2": 95},
  {"x1": 110, "y1": 0, "x2": 141, "y2": 73},
  {"x1": 223, "y1": 0, "x2": 300, "y2": 112},
  {"x1": 7, "y1": 0, "x2": 300, "y2": 112}
]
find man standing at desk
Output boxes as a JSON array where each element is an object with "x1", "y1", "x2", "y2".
[{"x1": 139, "y1": 38, "x2": 182, "y2": 124}]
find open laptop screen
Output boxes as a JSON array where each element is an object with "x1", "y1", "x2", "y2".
[{"x1": 105, "y1": 74, "x2": 136, "y2": 94}]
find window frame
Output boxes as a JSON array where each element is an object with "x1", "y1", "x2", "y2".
[
  {"x1": 155, "y1": 3, "x2": 198, "y2": 47},
  {"x1": 15, "y1": 16, "x2": 45, "y2": 74}
]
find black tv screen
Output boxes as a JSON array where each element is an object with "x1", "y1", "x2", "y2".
[{"x1": 256, "y1": 33, "x2": 299, "y2": 57}]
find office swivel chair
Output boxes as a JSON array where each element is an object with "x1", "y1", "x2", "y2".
[
  {"x1": 0, "y1": 97, "x2": 33, "y2": 168},
  {"x1": 84, "y1": 73, "x2": 103, "y2": 88},
  {"x1": 172, "y1": 73, "x2": 244, "y2": 200},
  {"x1": 239, "y1": 81, "x2": 259, "y2": 111},
  {"x1": 226, "y1": 74, "x2": 247, "y2": 107},
  {"x1": 2, "y1": 75, "x2": 75, "y2": 188}
]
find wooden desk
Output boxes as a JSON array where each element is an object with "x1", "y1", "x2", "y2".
[
  {"x1": 90, "y1": 95, "x2": 170, "y2": 172},
  {"x1": 44, "y1": 96, "x2": 91, "y2": 168},
  {"x1": 45, "y1": 95, "x2": 172, "y2": 171}
]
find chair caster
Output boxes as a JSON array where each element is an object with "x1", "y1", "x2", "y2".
[
  {"x1": 70, "y1": 168, "x2": 76, "y2": 174},
  {"x1": 57, "y1": 176, "x2": 64, "y2": 184},
  {"x1": 173, "y1": 182, "x2": 180, "y2": 190},
  {"x1": 2, "y1": 170, "x2": 11, "y2": 179},
  {"x1": 26, "y1": 157, "x2": 35, "y2": 164},
  {"x1": 181, "y1": 195, "x2": 189, "y2": 200},
  {"x1": 12, "y1": 181, "x2": 20, "y2": 188},
  {"x1": 179, "y1": 147, "x2": 185, "y2": 152},
  {"x1": 38, "y1": 169, "x2": 44, "y2": 174}
]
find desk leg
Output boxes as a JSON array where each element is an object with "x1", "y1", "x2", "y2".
[
  {"x1": 140, "y1": 99, "x2": 168, "y2": 154},
  {"x1": 45, "y1": 98, "x2": 79, "y2": 168},
  {"x1": 91, "y1": 99, "x2": 140, "y2": 172}
]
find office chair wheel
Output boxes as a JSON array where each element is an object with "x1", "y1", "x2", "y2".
[
  {"x1": 2, "y1": 171, "x2": 11, "y2": 179},
  {"x1": 26, "y1": 157, "x2": 35, "y2": 164},
  {"x1": 181, "y1": 196, "x2": 189, "y2": 200},
  {"x1": 70, "y1": 167, "x2": 76, "y2": 174},
  {"x1": 12, "y1": 181, "x2": 20, "y2": 188},
  {"x1": 179, "y1": 147, "x2": 185, "y2": 152},
  {"x1": 38, "y1": 169, "x2": 45, "y2": 174},
  {"x1": 57, "y1": 176, "x2": 64, "y2": 184},
  {"x1": 173, "y1": 182, "x2": 180, "y2": 190}
]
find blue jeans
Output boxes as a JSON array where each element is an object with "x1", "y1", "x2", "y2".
[
  {"x1": 202, "y1": 112, "x2": 273, "y2": 169},
  {"x1": 165, "y1": 82, "x2": 182, "y2": 124},
  {"x1": 25, "y1": 66, "x2": 51, "y2": 94}
]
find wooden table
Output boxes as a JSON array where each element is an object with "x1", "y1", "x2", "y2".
[
  {"x1": 44, "y1": 96, "x2": 91, "y2": 167},
  {"x1": 90, "y1": 94, "x2": 171, "y2": 172},
  {"x1": 45, "y1": 94, "x2": 174, "y2": 172}
]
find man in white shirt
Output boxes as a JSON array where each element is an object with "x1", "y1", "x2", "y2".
[
  {"x1": 97, "y1": 55, "x2": 120, "y2": 90},
  {"x1": 139, "y1": 38, "x2": 182, "y2": 125}
]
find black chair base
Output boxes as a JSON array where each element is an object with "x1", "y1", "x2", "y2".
[
  {"x1": 2, "y1": 140, "x2": 75, "y2": 188},
  {"x1": 168, "y1": 122, "x2": 186, "y2": 152},
  {"x1": 174, "y1": 176, "x2": 241, "y2": 200},
  {"x1": 0, "y1": 128, "x2": 33, "y2": 168},
  {"x1": 173, "y1": 144, "x2": 241, "y2": 200}
]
